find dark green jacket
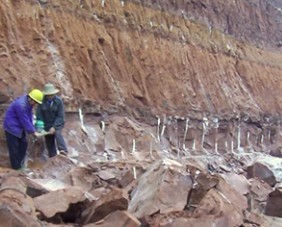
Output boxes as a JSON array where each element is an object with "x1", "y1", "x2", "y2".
[{"x1": 36, "y1": 96, "x2": 65, "y2": 131}]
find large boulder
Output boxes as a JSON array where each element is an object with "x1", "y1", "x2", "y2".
[
  {"x1": 247, "y1": 156, "x2": 282, "y2": 186},
  {"x1": 128, "y1": 159, "x2": 193, "y2": 218}
]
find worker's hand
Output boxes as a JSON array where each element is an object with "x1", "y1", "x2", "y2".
[
  {"x1": 34, "y1": 132, "x2": 43, "y2": 138},
  {"x1": 49, "y1": 127, "x2": 56, "y2": 134}
]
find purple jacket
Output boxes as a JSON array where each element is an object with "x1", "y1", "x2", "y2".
[{"x1": 3, "y1": 95, "x2": 35, "y2": 138}]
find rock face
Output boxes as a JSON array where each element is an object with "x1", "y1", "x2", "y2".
[
  {"x1": 0, "y1": 0, "x2": 282, "y2": 118},
  {"x1": 1, "y1": 0, "x2": 282, "y2": 226}
]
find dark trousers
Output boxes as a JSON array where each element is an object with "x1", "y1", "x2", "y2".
[
  {"x1": 5, "y1": 131, "x2": 27, "y2": 170},
  {"x1": 45, "y1": 128, "x2": 67, "y2": 157}
]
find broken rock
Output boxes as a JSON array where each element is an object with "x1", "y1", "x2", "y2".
[
  {"x1": 128, "y1": 159, "x2": 193, "y2": 218},
  {"x1": 247, "y1": 156, "x2": 282, "y2": 186},
  {"x1": 265, "y1": 188, "x2": 282, "y2": 217},
  {"x1": 0, "y1": 177, "x2": 39, "y2": 227},
  {"x1": 87, "y1": 210, "x2": 140, "y2": 227},
  {"x1": 34, "y1": 186, "x2": 88, "y2": 218},
  {"x1": 81, "y1": 187, "x2": 128, "y2": 225},
  {"x1": 194, "y1": 188, "x2": 244, "y2": 226}
]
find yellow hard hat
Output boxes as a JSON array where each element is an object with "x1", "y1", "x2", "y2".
[{"x1": 28, "y1": 89, "x2": 44, "y2": 104}]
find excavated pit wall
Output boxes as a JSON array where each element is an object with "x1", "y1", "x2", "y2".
[{"x1": 1, "y1": 0, "x2": 282, "y2": 154}]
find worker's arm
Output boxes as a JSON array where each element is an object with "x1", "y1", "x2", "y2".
[
  {"x1": 15, "y1": 102, "x2": 35, "y2": 134},
  {"x1": 53, "y1": 98, "x2": 65, "y2": 129}
]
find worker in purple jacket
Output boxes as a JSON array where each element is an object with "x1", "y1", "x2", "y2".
[{"x1": 3, "y1": 89, "x2": 44, "y2": 170}]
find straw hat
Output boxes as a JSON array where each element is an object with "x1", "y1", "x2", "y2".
[{"x1": 43, "y1": 83, "x2": 59, "y2": 95}]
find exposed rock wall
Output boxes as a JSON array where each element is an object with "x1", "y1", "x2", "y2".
[
  {"x1": 2, "y1": 1, "x2": 282, "y2": 225},
  {"x1": 0, "y1": 0, "x2": 282, "y2": 119},
  {"x1": 136, "y1": 0, "x2": 282, "y2": 48}
]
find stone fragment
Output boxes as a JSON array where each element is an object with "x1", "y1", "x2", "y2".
[
  {"x1": 194, "y1": 188, "x2": 244, "y2": 227},
  {"x1": 265, "y1": 188, "x2": 282, "y2": 217},
  {"x1": 246, "y1": 156, "x2": 282, "y2": 186},
  {"x1": 117, "y1": 170, "x2": 134, "y2": 188},
  {"x1": 28, "y1": 178, "x2": 70, "y2": 191},
  {"x1": 269, "y1": 147, "x2": 282, "y2": 158},
  {"x1": 87, "y1": 210, "x2": 140, "y2": 227},
  {"x1": 249, "y1": 178, "x2": 272, "y2": 202},
  {"x1": 40, "y1": 155, "x2": 75, "y2": 185},
  {"x1": 161, "y1": 216, "x2": 237, "y2": 227},
  {"x1": 247, "y1": 163, "x2": 275, "y2": 186},
  {"x1": 81, "y1": 187, "x2": 128, "y2": 224},
  {"x1": 187, "y1": 172, "x2": 219, "y2": 208},
  {"x1": 220, "y1": 172, "x2": 250, "y2": 196},
  {"x1": 216, "y1": 176, "x2": 248, "y2": 210},
  {"x1": 128, "y1": 159, "x2": 193, "y2": 217},
  {"x1": 97, "y1": 170, "x2": 116, "y2": 181},
  {"x1": 196, "y1": 172, "x2": 219, "y2": 190},
  {"x1": 33, "y1": 186, "x2": 87, "y2": 218},
  {"x1": 0, "y1": 177, "x2": 39, "y2": 226},
  {"x1": 70, "y1": 167, "x2": 94, "y2": 191}
]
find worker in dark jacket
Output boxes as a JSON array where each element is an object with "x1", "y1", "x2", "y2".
[
  {"x1": 36, "y1": 83, "x2": 68, "y2": 157},
  {"x1": 3, "y1": 89, "x2": 44, "y2": 170}
]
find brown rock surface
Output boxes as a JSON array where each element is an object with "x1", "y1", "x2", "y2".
[
  {"x1": 33, "y1": 186, "x2": 88, "y2": 218},
  {"x1": 87, "y1": 210, "x2": 141, "y2": 227},
  {"x1": 1, "y1": 0, "x2": 282, "y2": 226},
  {"x1": 81, "y1": 187, "x2": 128, "y2": 225},
  {"x1": 265, "y1": 188, "x2": 282, "y2": 217},
  {"x1": 128, "y1": 159, "x2": 193, "y2": 217},
  {"x1": 0, "y1": 0, "x2": 281, "y2": 116},
  {"x1": 247, "y1": 156, "x2": 282, "y2": 186},
  {"x1": 0, "y1": 176, "x2": 39, "y2": 227}
]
